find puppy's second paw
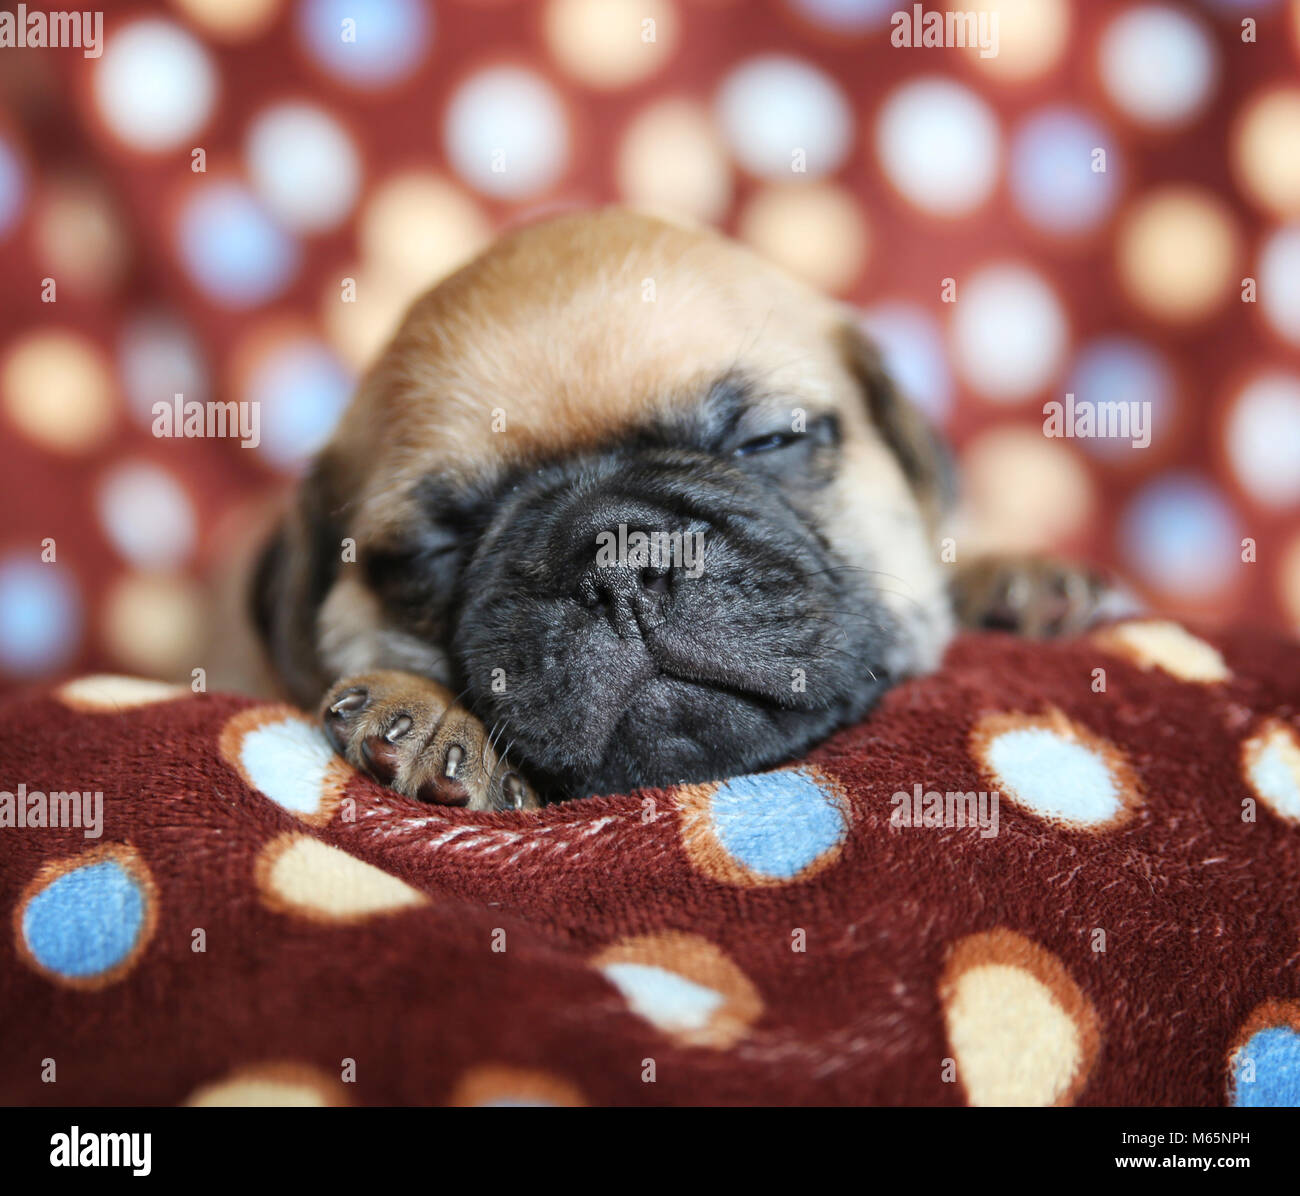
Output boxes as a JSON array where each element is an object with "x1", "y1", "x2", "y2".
[
  {"x1": 951, "y1": 555, "x2": 1138, "y2": 639},
  {"x1": 320, "y1": 671, "x2": 538, "y2": 812}
]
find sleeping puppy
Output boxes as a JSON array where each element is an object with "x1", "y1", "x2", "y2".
[{"x1": 251, "y1": 208, "x2": 1115, "y2": 811}]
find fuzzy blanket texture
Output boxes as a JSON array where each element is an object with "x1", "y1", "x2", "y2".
[{"x1": 2, "y1": 619, "x2": 1299, "y2": 1107}]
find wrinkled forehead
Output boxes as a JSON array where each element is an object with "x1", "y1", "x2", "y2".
[{"x1": 330, "y1": 215, "x2": 864, "y2": 527}]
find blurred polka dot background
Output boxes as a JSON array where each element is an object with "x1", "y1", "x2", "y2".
[{"x1": 0, "y1": 0, "x2": 1298, "y2": 689}]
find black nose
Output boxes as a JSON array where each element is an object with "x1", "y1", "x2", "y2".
[{"x1": 576, "y1": 557, "x2": 672, "y2": 636}]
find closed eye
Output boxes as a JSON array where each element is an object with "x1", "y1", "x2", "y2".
[{"x1": 733, "y1": 431, "x2": 804, "y2": 457}]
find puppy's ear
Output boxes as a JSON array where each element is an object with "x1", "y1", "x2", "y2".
[
  {"x1": 840, "y1": 324, "x2": 956, "y2": 530},
  {"x1": 250, "y1": 455, "x2": 343, "y2": 706}
]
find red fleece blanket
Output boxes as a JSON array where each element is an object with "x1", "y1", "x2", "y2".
[{"x1": 2, "y1": 620, "x2": 1299, "y2": 1107}]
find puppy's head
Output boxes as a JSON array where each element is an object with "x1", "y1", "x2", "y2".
[{"x1": 257, "y1": 209, "x2": 954, "y2": 798}]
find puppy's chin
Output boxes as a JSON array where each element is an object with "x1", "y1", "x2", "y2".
[{"x1": 449, "y1": 449, "x2": 909, "y2": 799}]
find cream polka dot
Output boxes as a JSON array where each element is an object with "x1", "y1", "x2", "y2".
[
  {"x1": 321, "y1": 264, "x2": 414, "y2": 371},
  {"x1": 942, "y1": 929, "x2": 1099, "y2": 1107},
  {"x1": 950, "y1": 264, "x2": 1068, "y2": 402},
  {"x1": 1, "y1": 330, "x2": 115, "y2": 453},
  {"x1": 1093, "y1": 620, "x2": 1231, "y2": 683},
  {"x1": 35, "y1": 177, "x2": 127, "y2": 296},
  {"x1": 1233, "y1": 88, "x2": 1300, "y2": 219},
  {"x1": 966, "y1": 0, "x2": 1070, "y2": 82},
  {"x1": 57, "y1": 675, "x2": 187, "y2": 712},
  {"x1": 737, "y1": 183, "x2": 868, "y2": 294},
  {"x1": 358, "y1": 173, "x2": 491, "y2": 290},
  {"x1": 972, "y1": 709, "x2": 1140, "y2": 828},
  {"x1": 219, "y1": 706, "x2": 351, "y2": 824},
  {"x1": 961, "y1": 426, "x2": 1093, "y2": 551},
  {"x1": 101, "y1": 573, "x2": 204, "y2": 679},
  {"x1": 592, "y1": 932, "x2": 762, "y2": 1048},
  {"x1": 1116, "y1": 187, "x2": 1239, "y2": 322},
  {"x1": 168, "y1": 0, "x2": 281, "y2": 41},
  {"x1": 1242, "y1": 721, "x2": 1300, "y2": 824},
  {"x1": 184, "y1": 1062, "x2": 348, "y2": 1106},
  {"x1": 257, "y1": 832, "x2": 427, "y2": 921},
  {"x1": 616, "y1": 99, "x2": 732, "y2": 224},
  {"x1": 544, "y1": 0, "x2": 678, "y2": 90}
]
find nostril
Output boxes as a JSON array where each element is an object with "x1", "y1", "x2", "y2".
[{"x1": 641, "y1": 568, "x2": 670, "y2": 595}]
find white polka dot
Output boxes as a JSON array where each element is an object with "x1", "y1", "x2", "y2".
[
  {"x1": 987, "y1": 728, "x2": 1122, "y2": 824},
  {"x1": 1098, "y1": 5, "x2": 1218, "y2": 128},
  {"x1": 1258, "y1": 225, "x2": 1300, "y2": 346},
  {"x1": 238, "y1": 716, "x2": 340, "y2": 817},
  {"x1": 93, "y1": 19, "x2": 218, "y2": 152},
  {"x1": 1243, "y1": 721, "x2": 1300, "y2": 823},
  {"x1": 1226, "y1": 373, "x2": 1300, "y2": 508},
  {"x1": 951, "y1": 264, "x2": 1068, "y2": 402},
  {"x1": 1119, "y1": 474, "x2": 1239, "y2": 599},
  {"x1": 858, "y1": 303, "x2": 953, "y2": 424},
  {"x1": 715, "y1": 56, "x2": 851, "y2": 179},
  {"x1": 244, "y1": 103, "x2": 361, "y2": 233},
  {"x1": 443, "y1": 67, "x2": 569, "y2": 199},
  {"x1": 599, "y1": 963, "x2": 725, "y2": 1034},
  {"x1": 875, "y1": 78, "x2": 1000, "y2": 217},
  {"x1": 97, "y1": 463, "x2": 197, "y2": 570},
  {"x1": 117, "y1": 315, "x2": 209, "y2": 428}
]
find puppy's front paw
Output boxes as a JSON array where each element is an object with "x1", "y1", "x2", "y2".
[
  {"x1": 319, "y1": 670, "x2": 538, "y2": 811},
  {"x1": 951, "y1": 555, "x2": 1138, "y2": 639}
]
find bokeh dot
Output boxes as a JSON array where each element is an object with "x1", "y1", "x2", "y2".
[
  {"x1": 117, "y1": 314, "x2": 210, "y2": 428},
  {"x1": 785, "y1": 0, "x2": 894, "y2": 32},
  {"x1": 737, "y1": 183, "x2": 868, "y2": 294},
  {"x1": 857, "y1": 303, "x2": 953, "y2": 425},
  {"x1": 1065, "y1": 338, "x2": 1175, "y2": 461},
  {"x1": 359, "y1": 172, "x2": 491, "y2": 289},
  {"x1": 1098, "y1": 5, "x2": 1218, "y2": 128},
  {"x1": 962, "y1": 427, "x2": 1094, "y2": 551},
  {"x1": 1116, "y1": 187, "x2": 1239, "y2": 322},
  {"x1": 1010, "y1": 108, "x2": 1121, "y2": 235},
  {"x1": 1258, "y1": 225, "x2": 1300, "y2": 346},
  {"x1": 296, "y1": 0, "x2": 430, "y2": 88},
  {"x1": 617, "y1": 99, "x2": 732, "y2": 224},
  {"x1": 1, "y1": 330, "x2": 116, "y2": 453},
  {"x1": 1233, "y1": 87, "x2": 1300, "y2": 219},
  {"x1": 240, "y1": 337, "x2": 352, "y2": 469},
  {"x1": 102, "y1": 572, "x2": 205, "y2": 678},
  {"x1": 716, "y1": 56, "x2": 851, "y2": 180},
  {"x1": 951, "y1": 263, "x2": 1069, "y2": 402},
  {"x1": 244, "y1": 102, "x2": 361, "y2": 233},
  {"x1": 175, "y1": 180, "x2": 300, "y2": 308},
  {"x1": 544, "y1": 0, "x2": 678, "y2": 90},
  {"x1": 321, "y1": 265, "x2": 414, "y2": 372},
  {"x1": 875, "y1": 77, "x2": 1000, "y2": 217},
  {"x1": 1280, "y1": 531, "x2": 1300, "y2": 630},
  {"x1": 93, "y1": 19, "x2": 218, "y2": 152},
  {"x1": 35, "y1": 177, "x2": 127, "y2": 296},
  {"x1": 967, "y1": 0, "x2": 1070, "y2": 82},
  {"x1": 443, "y1": 67, "x2": 569, "y2": 199},
  {"x1": 0, "y1": 556, "x2": 82, "y2": 677},
  {"x1": 1225, "y1": 373, "x2": 1300, "y2": 508},
  {"x1": 169, "y1": 0, "x2": 282, "y2": 41},
  {"x1": 1120, "y1": 474, "x2": 1240, "y2": 599},
  {"x1": 97, "y1": 462, "x2": 197, "y2": 570},
  {"x1": 0, "y1": 135, "x2": 27, "y2": 239}
]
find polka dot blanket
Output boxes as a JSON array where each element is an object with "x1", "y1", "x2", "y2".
[{"x1": 2, "y1": 617, "x2": 1299, "y2": 1107}]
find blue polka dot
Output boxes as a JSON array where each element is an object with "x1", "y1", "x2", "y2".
[
  {"x1": 787, "y1": 0, "x2": 896, "y2": 31},
  {"x1": 1065, "y1": 337, "x2": 1174, "y2": 461},
  {"x1": 1232, "y1": 1027, "x2": 1300, "y2": 1107},
  {"x1": 0, "y1": 558, "x2": 81, "y2": 677},
  {"x1": 1010, "y1": 108, "x2": 1121, "y2": 235},
  {"x1": 296, "y1": 0, "x2": 430, "y2": 87},
  {"x1": 708, "y1": 769, "x2": 846, "y2": 880},
  {"x1": 1120, "y1": 474, "x2": 1240, "y2": 599},
  {"x1": 176, "y1": 182, "x2": 299, "y2": 308},
  {"x1": 246, "y1": 341, "x2": 352, "y2": 469},
  {"x1": 859, "y1": 304, "x2": 953, "y2": 424},
  {"x1": 21, "y1": 856, "x2": 150, "y2": 982},
  {"x1": 0, "y1": 136, "x2": 26, "y2": 239}
]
